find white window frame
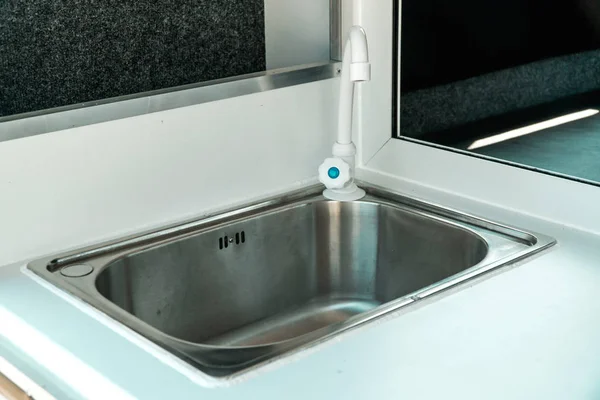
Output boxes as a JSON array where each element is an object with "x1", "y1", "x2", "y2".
[{"x1": 351, "y1": 0, "x2": 600, "y2": 234}]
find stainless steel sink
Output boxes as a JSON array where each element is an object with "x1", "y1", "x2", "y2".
[{"x1": 28, "y1": 184, "x2": 555, "y2": 377}]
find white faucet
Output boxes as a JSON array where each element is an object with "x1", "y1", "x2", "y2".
[{"x1": 318, "y1": 26, "x2": 371, "y2": 201}]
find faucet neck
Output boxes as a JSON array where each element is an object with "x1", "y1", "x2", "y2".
[
  {"x1": 318, "y1": 26, "x2": 370, "y2": 202},
  {"x1": 337, "y1": 26, "x2": 371, "y2": 146}
]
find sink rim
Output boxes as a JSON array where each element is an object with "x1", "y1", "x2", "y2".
[
  {"x1": 26, "y1": 182, "x2": 556, "y2": 374},
  {"x1": 41, "y1": 182, "x2": 543, "y2": 272}
]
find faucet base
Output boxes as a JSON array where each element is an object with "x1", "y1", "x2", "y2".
[{"x1": 323, "y1": 184, "x2": 366, "y2": 201}]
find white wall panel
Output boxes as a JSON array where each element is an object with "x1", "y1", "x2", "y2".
[{"x1": 0, "y1": 79, "x2": 338, "y2": 267}]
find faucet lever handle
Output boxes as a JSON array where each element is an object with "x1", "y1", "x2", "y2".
[{"x1": 318, "y1": 158, "x2": 351, "y2": 190}]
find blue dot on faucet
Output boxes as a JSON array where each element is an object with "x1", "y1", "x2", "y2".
[{"x1": 328, "y1": 167, "x2": 340, "y2": 179}]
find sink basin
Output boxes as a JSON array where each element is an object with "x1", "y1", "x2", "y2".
[{"x1": 28, "y1": 184, "x2": 554, "y2": 378}]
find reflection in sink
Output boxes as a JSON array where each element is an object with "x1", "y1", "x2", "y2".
[
  {"x1": 96, "y1": 201, "x2": 488, "y2": 345},
  {"x1": 28, "y1": 184, "x2": 554, "y2": 378}
]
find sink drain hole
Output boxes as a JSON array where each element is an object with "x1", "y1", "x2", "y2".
[{"x1": 60, "y1": 264, "x2": 94, "y2": 278}]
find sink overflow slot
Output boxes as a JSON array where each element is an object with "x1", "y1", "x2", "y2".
[{"x1": 219, "y1": 231, "x2": 246, "y2": 250}]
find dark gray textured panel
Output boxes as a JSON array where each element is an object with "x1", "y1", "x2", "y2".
[
  {"x1": 401, "y1": 50, "x2": 600, "y2": 138},
  {"x1": 0, "y1": 0, "x2": 266, "y2": 117}
]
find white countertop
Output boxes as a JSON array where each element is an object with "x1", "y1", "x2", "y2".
[{"x1": 2, "y1": 178, "x2": 600, "y2": 400}]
